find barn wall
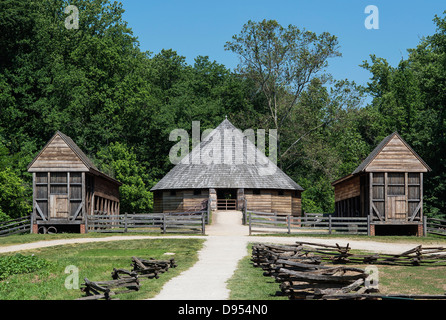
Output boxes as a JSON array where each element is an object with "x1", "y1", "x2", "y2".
[
  {"x1": 245, "y1": 189, "x2": 301, "y2": 216},
  {"x1": 157, "y1": 189, "x2": 209, "y2": 213},
  {"x1": 93, "y1": 174, "x2": 120, "y2": 202},
  {"x1": 334, "y1": 175, "x2": 360, "y2": 202},
  {"x1": 183, "y1": 189, "x2": 209, "y2": 211},
  {"x1": 153, "y1": 191, "x2": 162, "y2": 213},
  {"x1": 162, "y1": 190, "x2": 184, "y2": 212}
]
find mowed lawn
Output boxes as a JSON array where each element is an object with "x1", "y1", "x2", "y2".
[{"x1": 0, "y1": 238, "x2": 204, "y2": 300}]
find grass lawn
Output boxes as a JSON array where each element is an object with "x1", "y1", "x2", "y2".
[
  {"x1": 227, "y1": 244, "x2": 446, "y2": 300},
  {"x1": 0, "y1": 231, "x2": 205, "y2": 247},
  {"x1": 0, "y1": 238, "x2": 204, "y2": 300}
]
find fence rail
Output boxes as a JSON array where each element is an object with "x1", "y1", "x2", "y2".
[
  {"x1": 426, "y1": 217, "x2": 446, "y2": 236},
  {"x1": 216, "y1": 199, "x2": 237, "y2": 210},
  {"x1": 87, "y1": 212, "x2": 206, "y2": 234},
  {"x1": 0, "y1": 215, "x2": 31, "y2": 237},
  {"x1": 248, "y1": 212, "x2": 369, "y2": 235}
]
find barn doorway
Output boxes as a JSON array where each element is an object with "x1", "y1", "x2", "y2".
[{"x1": 216, "y1": 189, "x2": 237, "y2": 210}]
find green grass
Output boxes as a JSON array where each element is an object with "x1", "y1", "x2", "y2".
[
  {"x1": 227, "y1": 244, "x2": 446, "y2": 300},
  {"x1": 227, "y1": 244, "x2": 287, "y2": 300},
  {"x1": 0, "y1": 231, "x2": 205, "y2": 247},
  {"x1": 377, "y1": 265, "x2": 446, "y2": 295},
  {"x1": 0, "y1": 238, "x2": 204, "y2": 300}
]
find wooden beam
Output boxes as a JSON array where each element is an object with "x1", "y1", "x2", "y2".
[
  {"x1": 31, "y1": 172, "x2": 36, "y2": 229},
  {"x1": 409, "y1": 201, "x2": 422, "y2": 222},
  {"x1": 420, "y1": 172, "x2": 424, "y2": 221},
  {"x1": 384, "y1": 172, "x2": 388, "y2": 221},
  {"x1": 36, "y1": 203, "x2": 47, "y2": 221},
  {"x1": 405, "y1": 172, "x2": 408, "y2": 220},
  {"x1": 81, "y1": 172, "x2": 86, "y2": 220},
  {"x1": 371, "y1": 202, "x2": 383, "y2": 221},
  {"x1": 369, "y1": 172, "x2": 373, "y2": 221},
  {"x1": 71, "y1": 202, "x2": 83, "y2": 221}
]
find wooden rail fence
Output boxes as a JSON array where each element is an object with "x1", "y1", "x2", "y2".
[
  {"x1": 0, "y1": 215, "x2": 31, "y2": 237},
  {"x1": 87, "y1": 212, "x2": 206, "y2": 234},
  {"x1": 426, "y1": 217, "x2": 446, "y2": 236},
  {"x1": 248, "y1": 212, "x2": 369, "y2": 235},
  {"x1": 252, "y1": 241, "x2": 446, "y2": 300}
]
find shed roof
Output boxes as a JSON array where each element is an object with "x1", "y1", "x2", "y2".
[
  {"x1": 332, "y1": 131, "x2": 431, "y2": 186},
  {"x1": 151, "y1": 119, "x2": 303, "y2": 191},
  {"x1": 27, "y1": 131, "x2": 121, "y2": 185}
]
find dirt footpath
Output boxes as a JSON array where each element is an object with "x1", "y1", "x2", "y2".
[{"x1": 150, "y1": 211, "x2": 435, "y2": 300}]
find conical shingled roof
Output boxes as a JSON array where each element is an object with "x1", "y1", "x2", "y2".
[{"x1": 151, "y1": 119, "x2": 303, "y2": 191}]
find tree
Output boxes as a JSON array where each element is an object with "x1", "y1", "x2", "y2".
[
  {"x1": 225, "y1": 19, "x2": 341, "y2": 165},
  {"x1": 360, "y1": 11, "x2": 446, "y2": 218},
  {"x1": 95, "y1": 142, "x2": 154, "y2": 214}
]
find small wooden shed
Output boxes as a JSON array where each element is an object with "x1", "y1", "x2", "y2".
[
  {"x1": 331, "y1": 132, "x2": 431, "y2": 236},
  {"x1": 27, "y1": 131, "x2": 122, "y2": 233},
  {"x1": 151, "y1": 119, "x2": 303, "y2": 216}
]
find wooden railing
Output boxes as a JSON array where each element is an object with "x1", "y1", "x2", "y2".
[
  {"x1": 0, "y1": 215, "x2": 31, "y2": 237},
  {"x1": 216, "y1": 199, "x2": 237, "y2": 210},
  {"x1": 87, "y1": 211, "x2": 206, "y2": 234},
  {"x1": 426, "y1": 217, "x2": 446, "y2": 236},
  {"x1": 248, "y1": 212, "x2": 368, "y2": 235}
]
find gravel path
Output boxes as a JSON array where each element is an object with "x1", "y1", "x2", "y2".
[
  {"x1": 150, "y1": 211, "x2": 427, "y2": 300},
  {"x1": 0, "y1": 211, "x2": 437, "y2": 300}
]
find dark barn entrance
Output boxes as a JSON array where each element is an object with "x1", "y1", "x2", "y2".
[{"x1": 216, "y1": 189, "x2": 237, "y2": 210}]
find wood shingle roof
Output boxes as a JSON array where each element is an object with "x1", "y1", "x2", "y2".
[{"x1": 151, "y1": 119, "x2": 303, "y2": 191}]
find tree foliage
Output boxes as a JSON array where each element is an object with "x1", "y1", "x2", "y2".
[
  {"x1": 359, "y1": 12, "x2": 446, "y2": 217},
  {"x1": 0, "y1": 2, "x2": 444, "y2": 219}
]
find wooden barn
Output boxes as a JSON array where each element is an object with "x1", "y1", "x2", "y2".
[
  {"x1": 151, "y1": 118, "x2": 303, "y2": 216},
  {"x1": 27, "y1": 131, "x2": 122, "y2": 234},
  {"x1": 331, "y1": 132, "x2": 431, "y2": 236}
]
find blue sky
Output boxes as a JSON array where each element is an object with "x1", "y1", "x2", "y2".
[{"x1": 120, "y1": 1, "x2": 445, "y2": 90}]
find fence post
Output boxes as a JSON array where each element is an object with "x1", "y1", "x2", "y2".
[
  {"x1": 242, "y1": 199, "x2": 247, "y2": 225},
  {"x1": 248, "y1": 212, "x2": 252, "y2": 236},
  {"x1": 287, "y1": 216, "x2": 291, "y2": 234},
  {"x1": 202, "y1": 213, "x2": 206, "y2": 235},
  {"x1": 162, "y1": 213, "x2": 166, "y2": 234},
  {"x1": 124, "y1": 212, "x2": 128, "y2": 233},
  {"x1": 423, "y1": 215, "x2": 427, "y2": 237},
  {"x1": 207, "y1": 199, "x2": 211, "y2": 224},
  {"x1": 367, "y1": 215, "x2": 370, "y2": 236},
  {"x1": 328, "y1": 215, "x2": 332, "y2": 235}
]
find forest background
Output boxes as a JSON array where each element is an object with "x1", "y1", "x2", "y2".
[{"x1": 0, "y1": 0, "x2": 445, "y2": 221}]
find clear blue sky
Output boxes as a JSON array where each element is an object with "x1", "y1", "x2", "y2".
[{"x1": 120, "y1": 0, "x2": 445, "y2": 90}]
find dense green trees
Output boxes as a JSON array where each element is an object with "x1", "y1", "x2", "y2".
[
  {"x1": 0, "y1": 1, "x2": 444, "y2": 219},
  {"x1": 359, "y1": 13, "x2": 446, "y2": 217}
]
